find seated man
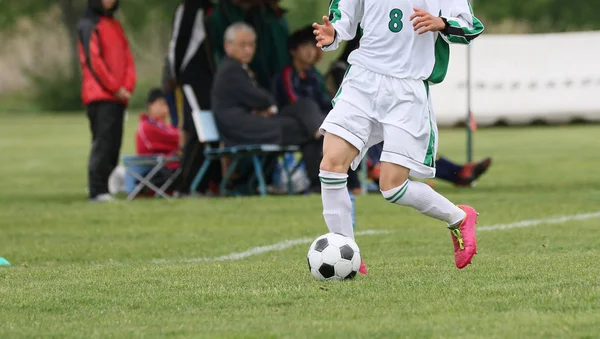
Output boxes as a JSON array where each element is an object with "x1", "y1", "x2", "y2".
[{"x1": 211, "y1": 22, "x2": 324, "y2": 191}]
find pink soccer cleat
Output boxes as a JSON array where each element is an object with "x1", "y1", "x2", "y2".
[
  {"x1": 359, "y1": 259, "x2": 368, "y2": 275},
  {"x1": 449, "y1": 205, "x2": 479, "y2": 269}
]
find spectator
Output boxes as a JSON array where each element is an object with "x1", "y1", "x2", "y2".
[
  {"x1": 132, "y1": 89, "x2": 181, "y2": 192},
  {"x1": 209, "y1": 0, "x2": 289, "y2": 89},
  {"x1": 108, "y1": 89, "x2": 181, "y2": 196},
  {"x1": 212, "y1": 23, "x2": 324, "y2": 191},
  {"x1": 273, "y1": 27, "x2": 367, "y2": 193},
  {"x1": 77, "y1": 0, "x2": 135, "y2": 202},
  {"x1": 167, "y1": 0, "x2": 221, "y2": 195},
  {"x1": 272, "y1": 26, "x2": 332, "y2": 113},
  {"x1": 136, "y1": 89, "x2": 180, "y2": 158}
]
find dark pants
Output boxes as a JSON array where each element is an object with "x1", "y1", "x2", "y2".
[
  {"x1": 177, "y1": 84, "x2": 221, "y2": 194},
  {"x1": 87, "y1": 101, "x2": 125, "y2": 198},
  {"x1": 277, "y1": 99, "x2": 325, "y2": 187}
]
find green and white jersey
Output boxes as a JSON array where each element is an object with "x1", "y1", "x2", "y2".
[{"x1": 324, "y1": 0, "x2": 484, "y2": 84}]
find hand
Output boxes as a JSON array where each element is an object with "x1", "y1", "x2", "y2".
[
  {"x1": 252, "y1": 105, "x2": 277, "y2": 117},
  {"x1": 116, "y1": 87, "x2": 131, "y2": 100},
  {"x1": 410, "y1": 8, "x2": 446, "y2": 35},
  {"x1": 312, "y1": 16, "x2": 335, "y2": 48},
  {"x1": 252, "y1": 109, "x2": 271, "y2": 117}
]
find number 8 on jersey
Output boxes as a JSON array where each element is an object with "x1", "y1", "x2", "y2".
[{"x1": 388, "y1": 9, "x2": 403, "y2": 33}]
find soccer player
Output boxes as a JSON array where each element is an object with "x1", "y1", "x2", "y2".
[{"x1": 313, "y1": 0, "x2": 484, "y2": 271}]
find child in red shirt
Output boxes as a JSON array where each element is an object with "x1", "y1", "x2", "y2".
[{"x1": 136, "y1": 88, "x2": 180, "y2": 158}]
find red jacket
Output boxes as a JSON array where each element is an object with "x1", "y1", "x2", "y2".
[
  {"x1": 136, "y1": 114, "x2": 180, "y2": 157},
  {"x1": 77, "y1": 3, "x2": 136, "y2": 105}
]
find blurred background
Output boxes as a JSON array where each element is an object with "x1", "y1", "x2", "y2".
[{"x1": 1, "y1": 0, "x2": 599, "y2": 113}]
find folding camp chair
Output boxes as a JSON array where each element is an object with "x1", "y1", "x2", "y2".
[
  {"x1": 122, "y1": 155, "x2": 181, "y2": 200},
  {"x1": 183, "y1": 85, "x2": 299, "y2": 196}
]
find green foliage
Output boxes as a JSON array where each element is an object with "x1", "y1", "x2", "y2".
[
  {"x1": 281, "y1": 0, "x2": 327, "y2": 31},
  {"x1": 472, "y1": 0, "x2": 600, "y2": 32},
  {"x1": 3, "y1": 0, "x2": 600, "y2": 33},
  {"x1": 2, "y1": 0, "x2": 599, "y2": 113},
  {"x1": 0, "y1": 2, "x2": 49, "y2": 28},
  {"x1": 25, "y1": 65, "x2": 83, "y2": 112}
]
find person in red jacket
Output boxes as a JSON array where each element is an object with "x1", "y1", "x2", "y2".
[
  {"x1": 77, "y1": 0, "x2": 136, "y2": 201},
  {"x1": 136, "y1": 89, "x2": 180, "y2": 158}
]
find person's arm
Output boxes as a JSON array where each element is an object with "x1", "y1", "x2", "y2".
[
  {"x1": 224, "y1": 65, "x2": 275, "y2": 111},
  {"x1": 139, "y1": 121, "x2": 180, "y2": 154},
  {"x1": 318, "y1": 0, "x2": 364, "y2": 52},
  {"x1": 280, "y1": 67, "x2": 299, "y2": 105},
  {"x1": 438, "y1": 0, "x2": 484, "y2": 44},
  {"x1": 122, "y1": 26, "x2": 136, "y2": 94},
  {"x1": 78, "y1": 21, "x2": 121, "y2": 95},
  {"x1": 271, "y1": 74, "x2": 289, "y2": 108}
]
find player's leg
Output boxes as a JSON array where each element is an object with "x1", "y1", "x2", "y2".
[
  {"x1": 435, "y1": 156, "x2": 465, "y2": 184},
  {"x1": 378, "y1": 78, "x2": 478, "y2": 268},
  {"x1": 379, "y1": 162, "x2": 466, "y2": 226},
  {"x1": 379, "y1": 161, "x2": 478, "y2": 269},
  {"x1": 319, "y1": 133, "x2": 359, "y2": 239},
  {"x1": 320, "y1": 133, "x2": 369, "y2": 274},
  {"x1": 320, "y1": 66, "x2": 378, "y2": 274},
  {"x1": 435, "y1": 156, "x2": 493, "y2": 186}
]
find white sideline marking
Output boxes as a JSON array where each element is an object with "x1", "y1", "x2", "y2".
[
  {"x1": 478, "y1": 211, "x2": 600, "y2": 232},
  {"x1": 154, "y1": 212, "x2": 600, "y2": 264},
  {"x1": 152, "y1": 230, "x2": 392, "y2": 264}
]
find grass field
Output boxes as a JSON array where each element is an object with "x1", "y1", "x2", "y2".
[{"x1": 1, "y1": 113, "x2": 599, "y2": 338}]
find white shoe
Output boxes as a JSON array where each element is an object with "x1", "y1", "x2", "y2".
[{"x1": 89, "y1": 193, "x2": 116, "y2": 202}]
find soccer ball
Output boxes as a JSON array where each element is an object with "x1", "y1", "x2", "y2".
[{"x1": 307, "y1": 233, "x2": 361, "y2": 281}]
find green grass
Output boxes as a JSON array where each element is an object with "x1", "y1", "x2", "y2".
[{"x1": 1, "y1": 113, "x2": 600, "y2": 338}]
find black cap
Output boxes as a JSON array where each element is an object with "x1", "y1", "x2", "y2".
[
  {"x1": 288, "y1": 25, "x2": 316, "y2": 51},
  {"x1": 146, "y1": 88, "x2": 164, "y2": 105}
]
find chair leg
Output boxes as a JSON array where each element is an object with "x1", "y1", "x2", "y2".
[
  {"x1": 360, "y1": 156, "x2": 368, "y2": 195},
  {"x1": 281, "y1": 155, "x2": 293, "y2": 195},
  {"x1": 126, "y1": 164, "x2": 171, "y2": 200},
  {"x1": 126, "y1": 169, "x2": 148, "y2": 201},
  {"x1": 247, "y1": 154, "x2": 269, "y2": 194},
  {"x1": 159, "y1": 168, "x2": 182, "y2": 195},
  {"x1": 221, "y1": 158, "x2": 239, "y2": 196},
  {"x1": 252, "y1": 155, "x2": 267, "y2": 197},
  {"x1": 190, "y1": 159, "x2": 212, "y2": 194}
]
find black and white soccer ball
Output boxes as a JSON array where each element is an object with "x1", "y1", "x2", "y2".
[{"x1": 307, "y1": 233, "x2": 361, "y2": 281}]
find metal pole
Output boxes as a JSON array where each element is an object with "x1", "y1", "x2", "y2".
[{"x1": 466, "y1": 43, "x2": 473, "y2": 163}]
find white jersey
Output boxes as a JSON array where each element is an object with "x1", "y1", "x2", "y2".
[{"x1": 324, "y1": 0, "x2": 484, "y2": 83}]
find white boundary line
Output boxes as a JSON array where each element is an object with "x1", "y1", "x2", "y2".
[
  {"x1": 478, "y1": 211, "x2": 600, "y2": 232},
  {"x1": 152, "y1": 230, "x2": 392, "y2": 264},
  {"x1": 153, "y1": 212, "x2": 600, "y2": 264}
]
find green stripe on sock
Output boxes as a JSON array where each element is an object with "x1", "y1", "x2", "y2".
[
  {"x1": 385, "y1": 181, "x2": 409, "y2": 201},
  {"x1": 319, "y1": 177, "x2": 347, "y2": 185},
  {"x1": 390, "y1": 185, "x2": 409, "y2": 204}
]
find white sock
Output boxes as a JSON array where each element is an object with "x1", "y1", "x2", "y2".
[
  {"x1": 381, "y1": 179, "x2": 466, "y2": 226},
  {"x1": 320, "y1": 170, "x2": 354, "y2": 239}
]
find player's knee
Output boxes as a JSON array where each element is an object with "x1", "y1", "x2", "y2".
[
  {"x1": 320, "y1": 157, "x2": 348, "y2": 174},
  {"x1": 379, "y1": 162, "x2": 410, "y2": 192},
  {"x1": 320, "y1": 134, "x2": 356, "y2": 173}
]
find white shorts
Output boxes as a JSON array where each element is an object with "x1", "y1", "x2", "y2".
[{"x1": 320, "y1": 65, "x2": 438, "y2": 179}]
